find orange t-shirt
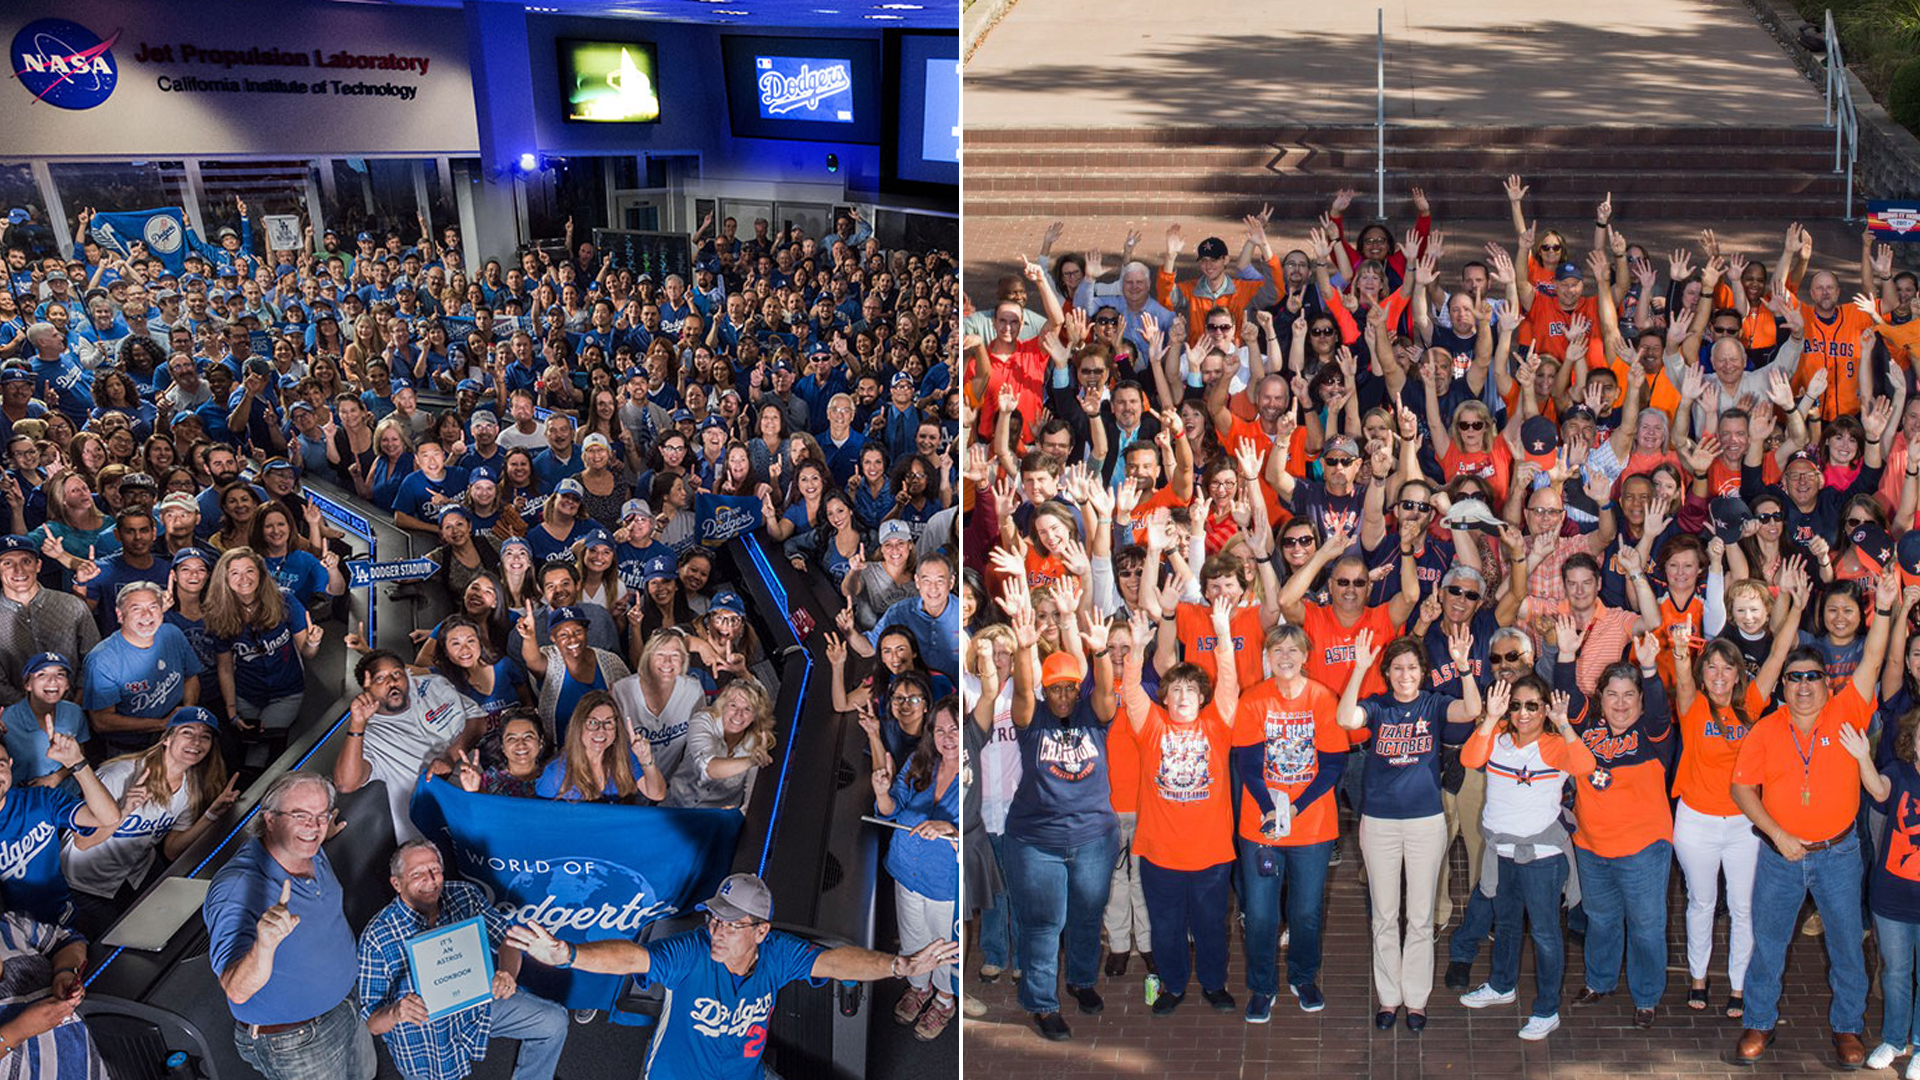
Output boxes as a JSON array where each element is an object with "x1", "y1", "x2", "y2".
[
  {"x1": 1440, "y1": 439, "x2": 1515, "y2": 507},
  {"x1": 1301, "y1": 602, "x2": 1397, "y2": 700},
  {"x1": 1524, "y1": 294, "x2": 1605, "y2": 366},
  {"x1": 1672, "y1": 683, "x2": 1767, "y2": 817},
  {"x1": 1710, "y1": 282, "x2": 1783, "y2": 351},
  {"x1": 1131, "y1": 703, "x2": 1235, "y2": 870},
  {"x1": 1709, "y1": 455, "x2": 1779, "y2": 497},
  {"x1": 973, "y1": 339, "x2": 1053, "y2": 443},
  {"x1": 1654, "y1": 593, "x2": 1705, "y2": 688},
  {"x1": 1572, "y1": 722, "x2": 1675, "y2": 857},
  {"x1": 1106, "y1": 702, "x2": 1140, "y2": 814},
  {"x1": 1230, "y1": 677, "x2": 1353, "y2": 847},
  {"x1": 1118, "y1": 484, "x2": 1186, "y2": 548},
  {"x1": 1731, "y1": 682, "x2": 1874, "y2": 843},
  {"x1": 1602, "y1": 356, "x2": 1683, "y2": 421},
  {"x1": 1175, "y1": 601, "x2": 1266, "y2": 690},
  {"x1": 1793, "y1": 301, "x2": 1877, "y2": 421}
]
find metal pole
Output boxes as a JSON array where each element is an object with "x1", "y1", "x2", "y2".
[{"x1": 1377, "y1": 8, "x2": 1385, "y2": 213}]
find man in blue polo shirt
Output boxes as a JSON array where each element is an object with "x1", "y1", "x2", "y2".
[
  {"x1": 852, "y1": 550, "x2": 958, "y2": 679},
  {"x1": 505, "y1": 874, "x2": 955, "y2": 1080},
  {"x1": 205, "y1": 771, "x2": 373, "y2": 1080}
]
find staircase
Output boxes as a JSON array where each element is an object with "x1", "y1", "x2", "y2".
[{"x1": 964, "y1": 125, "x2": 1845, "y2": 221}]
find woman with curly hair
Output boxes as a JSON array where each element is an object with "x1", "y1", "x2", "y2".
[
  {"x1": 206, "y1": 547, "x2": 322, "y2": 762},
  {"x1": 666, "y1": 677, "x2": 776, "y2": 810}
]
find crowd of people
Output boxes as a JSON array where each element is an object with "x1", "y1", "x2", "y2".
[
  {"x1": 0, "y1": 192, "x2": 963, "y2": 1078},
  {"x1": 959, "y1": 179, "x2": 1920, "y2": 1072}
]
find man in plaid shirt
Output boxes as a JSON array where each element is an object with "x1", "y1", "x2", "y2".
[{"x1": 356, "y1": 841, "x2": 568, "y2": 1080}]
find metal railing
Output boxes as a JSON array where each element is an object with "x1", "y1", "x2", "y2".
[
  {"x1": 1824, "y1": 8, "x2": 1860, "y2": 220},
  {"x1": 1376, "y1": 7, "x2": 1386, "y2": 213}
]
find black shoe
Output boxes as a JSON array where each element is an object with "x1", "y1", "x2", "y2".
[
  {"x1": 1067, "y1": 985, "x2": 1104, "y2": 1015},
  {"x1": 1203, "y1": 988, "x2": 1236, "y2": 1012},
  {"x1": 978, "y1": 966, "x2": 1003, "y2": 984},
  {"x1": 1406, "y1": 1010, "x2": 1427, "y2": 1032},
  {"x1": 1104, "y1": 951, "x2": 1129, "y2": 978},
  {"x1": 1444, "y1": 961, "x2": 1473, "y2": 992},
  {"x1": 1375, "y1": 1008, "x2": 1399, "y2": 1030},
  {"x1": 1032, "y1": 1012, "x2": 1071, "y2": 1041},
  {"x1": 1152, "y1": 992, "x2": 1185, "y2": 1017}
]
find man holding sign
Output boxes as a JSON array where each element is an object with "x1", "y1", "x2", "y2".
[
  {"x1": 505, "y1": 873, "x2": 957, "y2": 1080},
  {"x1": 358, "y1": 840, "x2": 568, "y2": 1080}
]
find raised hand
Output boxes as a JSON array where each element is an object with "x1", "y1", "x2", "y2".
[
  {"x1": 1485, "y1": 678, "x2": 1512, "y2": 725},
  {"x1": 1503, "y1": 174, "x2": 1530, "y2": 203},
  {"x1": 257, "y1": 879, "x2": 301, "y2": 949}
]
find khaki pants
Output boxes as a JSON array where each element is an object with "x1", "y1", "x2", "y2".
[
  {"x1": 1101, "y1": 812, "x2": 1150, "y2": 953},
  {"x1": 1435, "y1": 770, "x2": 1488, "y2": 927},
  {"x1": 1359, "y1": 812, "x2": 1448, "y2": 1011}
]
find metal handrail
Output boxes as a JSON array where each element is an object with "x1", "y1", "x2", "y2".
[
  {"x1": 1824, "y1": 8, "x2": 1860, "y2": 220},
  {"x1": 1376, "y1": 8, "x2": 1385, "y2": 214}
]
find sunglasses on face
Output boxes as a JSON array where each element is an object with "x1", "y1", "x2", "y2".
[
  {"x1": 1323, "y1": 457, "x2": 1356, "y2": 468},
  {"x1": 1538, "y1": 243, "x2": 1563, "y2": 251},
  {"x1": 1712, "y1": 324, "x2": 1741, "y2": 335},
  {"x1": 1782, "y1": 669, "x2": 1826, "y2": 684},
  {"x1": 1457, "y1": 420, "x2": 1487, "y2": 432},
  {"x1": 1847, "y1": 517, "x2": 1872, "y2": 529},
  {"x1": 1281, "y1": 536, "x2": 1318, "y2": 549},
  {"x1": 1489, "y1": 649, "x2": 1527, "y2": 665},
  {"x1": 1753, "y1": 511, "x2": 1785, "y2": 524},
  {"x1": 1208, "y1": 324, "x2": 1233, "y2": 333},
  {"x1": 1310, "y1": 327, "x2": 1337, "y2": 336},
  {"x1": 1511, "y1": 699, "x2": 1546, "y2": 713},
  {"x1": 1443, "y1": 585, "x2": 1482, "y2": 602},
  {"x1": 1093, "y1": 316, "x2": 1120, "y2": 326},
  {"x1": 1330, "y1": 576, "x2": 1368, "y2": 588},
  {"x1": 1399, "y1": 500, "x2": 1432, "y2": 513}
]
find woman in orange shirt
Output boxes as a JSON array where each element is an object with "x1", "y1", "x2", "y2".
[
  {"x1": 1671, "y1": 628, "x2": 1794, "y2": 1019},
  {"x1": 1116, "y1": 601, "x2": 1241, "y2": 1017},
  {"x1": 1430, "y1": 396, "x2": 1514, "y2": 507}
]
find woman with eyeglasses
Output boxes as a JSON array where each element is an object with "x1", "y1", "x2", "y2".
[
  {"x1": 534, "y1": 691, "x2": 659, "y2": 804},
  {"x1": 872, "y1": 696, "x2": 961, "y2": 1039},
  {"x1": 1456, "y1": 675, "x2": 1594, "y2": 1041},
  {"x1": 1501, "y1": 175, "x2": 1570, "y2": 293},
  {"x1": 1339, "y1": 628, "x2": 1482, "y2": 1032},
  {"x1": 1672, "y1": 617, "x2": 1797, "y2": 1020}
]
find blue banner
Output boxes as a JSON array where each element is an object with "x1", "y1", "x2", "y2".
[
  {"x1": 347, "y1": 557, "x2": 439, "y2": 589},
  {"x1": 1870, "y1": 200, "x2": 1920, "y2": 241},
  {"x1": 694, "y1": 491, "x2": 764, "y2": 547},
  {"x1": 89, "y1": 208, "x2": 190, "y2": 274},
  {"x1": 409, "y1": 777, "x2": 743, "y2": 1009}
]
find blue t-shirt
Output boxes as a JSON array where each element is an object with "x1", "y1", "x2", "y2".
[
  {"x1": 82, "y1": 554, "x2": 172, "y2": 635},
  {"x1": 1004, "y1": 684, "x2": 1115, "y2": 848},
  {"x1": 164, "y1": 610, "x2": 220, "y2": 703},
  {"x1": 204, "y1": 840, "x2": 358, "y2": 1025},
  {"x1": 617, "y1": 540, "x2": 675, "y2": 591},
  {"x1": 639, "y1": 928, "x2": 824, "y2": 1080},
  {"x1": 264, "y1": 550, "x2": 330, "y2": 607},
  {"x1": 881, "y1": 769, "x2": 959, "y2": 900},
  {"x1": 454, "y1": 658, "x2": 526, "y2": 719},
  {"x1": 551, "y1": 663, "x2": 608, "y2": 747},
  {"x1": 534, "y1": 752, "x2": 645, "y2": 801},
  {"x1": 81, "y1": 625, "x2": 202, "y2": 720},
  {"x1": 531, "y1": 447, "x2": 583, "y2": 491},
  {"x1": 0, "y1": 701, "x2": 89, "y2": 785},
  {"x1": 0, "y1": 785, "x2": 83, "y2": 923},
  {"x1": 391, "y1": 468, "x2": 471, "y2": 522},
  {"x1": 1357, "y1": 692, "x2": 1471, "y2": 820},
  {"x1": 527, "y1": 518, "x2": 589, "y2": 563},
  {"x1": 212, "y1": 590, "x2": 310, "y2": 703}
]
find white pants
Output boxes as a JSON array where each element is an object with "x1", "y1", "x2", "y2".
[
  {"x1": 1101, "y1": 812, "x2": 1151, "y2": 953},
  {"x1": 1672, "y1": 799, "x2": 1759, "y2": 991},
  {"x1": 1359, "y1": 812, "x2": 1447, "y2": 1011},
  {"x1": 896, "y1": 882, "x2": 956, "y2": 995}
]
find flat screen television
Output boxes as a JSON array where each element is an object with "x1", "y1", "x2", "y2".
[
  {"x1": 892, "y1": 31, "x2": 958, "y2": 187},
  {"x1": 558, "y1": 38, "x2": 661, "y2": 124},
  {"x1": 720, "y1": 35, "x2": 880, "y2": 144}
]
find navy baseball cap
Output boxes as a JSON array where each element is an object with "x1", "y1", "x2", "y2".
[
  {"x1": 672, "y1": 408, "x2": 695, "y2": 424},
  {"x1": 0, "y1": 368, "x2": 33, "y2": 385},
  {"x1": 357, "y1": 231, "x2": 374, "y2": 243},
  {"x1": 171, "y1": 546, "x2": 216, "y2": 567},
  {"x1": 22, "y1": 652, "x2": 69, "y2": 678},
  {"x1": 0, "y1": 536, "x2": 41, "y2": 560},
  {"x1": 436, "y1": 503, "x2": 471, "y2": 525},
  {"x1": 582, "y1": 529, "x2": 615, "y2": 552},
  {"x1": 1555, "y1": 262, "x2": 1582, "y2": 281},
  {"x1": 167, "y1": 707, "x2": 219, "y2": 732},
  {"x1": 711, "y1": 590, "x2": 746, "y2": 615},
  {"x1": 390, "y1": 376, "x2": 414, "y2": 391},
  {"x1": 644, "y1": 555, "x2": 677, "y2": 583},
  {"x1": 546, "y1": 605, "x2": 589, "y2": 631},
  {"x1": 1197, "y1": 237, "x2": 1230, "y2": 260},
  {"x1": 456, "y1": 378, "x2": 485, "y2": 394},
  {"x1": 468, "y1": 465, "x2": 498, "y2": 485}
]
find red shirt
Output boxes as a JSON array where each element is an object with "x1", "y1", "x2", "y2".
[
  {"x1": 1301, "y1": 602, "x2": 1397, "y2": 699},
  {"x1": 1132, "y1": 703, "x2": 1235, "y2": 871},
  {"x1": 974, "y1": 339, "x2": 1052, "y2": 443}
]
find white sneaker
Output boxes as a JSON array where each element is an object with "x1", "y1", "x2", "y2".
[
  {"x1": 1869, "y1": 1043, "x2": 1901, "y2": 1070},
  {"x1": 1905, "y1": 1051, "x2": 1920, "y2": 1080},
  {"x1": 1460, "y1": 984, "x2": 1517, "y2": 1009},
  {"x1": 1517, "y1": 1014, "x2": 1560, "y2": 1041}
]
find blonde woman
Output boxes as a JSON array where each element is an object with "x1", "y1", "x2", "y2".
[
  {"x1": 365, "y1": 416, "x2": 416, "y2": 509},
  {"x1": 343, "y1": 312, "x2": 387, "y2": 378},
  {"x1": 610, "y1": 631, "x2": 704, "y2": 782},
  {"x1": 666, "y1": 677, "x2": 775, "y2": 810},
  {"x1": 206, "y1": 547, "x2": 322, "y2": 758},
  {"x1": 64, "y1": 707, "x2": 239, "y2": 935},
  {"x1": 535, "y1": 690, "x2": 664, "y2": 803},
  {"x1": 29, "y1": 467, "x2": 116, "y2": 587}
]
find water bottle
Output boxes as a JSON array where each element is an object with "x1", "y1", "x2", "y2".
[{"x1": 1144, "y1": 973, "x2": 1161, "y2": 1005}]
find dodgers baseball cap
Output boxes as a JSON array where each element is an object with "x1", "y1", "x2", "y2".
[
  {"x1": 644, "y1": 555, "x2": 677, "y2": 583},
  {"x1": 0, "y1": 535, "x2": 41, "y2": 560},
  {"x1": 698, "y1": 873, "x2": 773, "y2": 923},
  {"x1": 710, "y1": 589, "x2": 746, "y2": 615},
  {"x1": 581, "y1": 528, "x2": 615, "y2": 551},
  {"x1": 546, "y1": 605, "x2": 590, "y2": 631},
  {"x1": 878, "y1": 520, "x2": 912, "y2": 545},
  {"x1": 469, "y1": 410, "x2": 499, "y2": 431},
  {"x1": 468, "y1": 465, "x2": 498, "y2": 485},
  {"x1": 553, "y1": 478, "x2": 585, "y2": 500},
  {"x1": 621, "y1": 498, "x2": 653, "y2": 521},
  {"x1": 171, "y1": 546, "x2": 216, "y2": 568},
  {"x1": 167, "y1": 707, "x2": 219, "y2": 732},
  {"x1": 437, "y1": 503, "x2": 471, "y2": 525},
  {"x1": 22, "y1": 652, "x2": 69, "y2": 678},
  {"x1": 581, "y1": 433, "x2": 611, "y2": 452}
]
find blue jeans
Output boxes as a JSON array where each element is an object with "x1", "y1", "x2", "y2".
[
  {"x1": 1138, "y1": 858, "x2": 1231, "y2": 998},
  {"x1": 488, "y1": 989, "x2": 570, "y2": 1080},
  {"x1": 1005, "y1": 825, "x2": 1119, "y2": 1014},
  {"x1": 979, "y1": 832, "x2": 1023, "y2": 970},
  {"x1": 1576, "y1": 840, "x2": 1672, "y2": 1008},
  {"x1": 1878, "y1": 915, "x2": 1920, "y2": 1050},
  {"x1": 1488, "y1": 853, "x2": 1568, "y2": 1020},
  {"x1": 1448, "y1": 887, "x2": 1496, "y2": 965},
  {"x1": 1236, "y1": 838, "x2": 1333, "y2": 995},
  {"x1": 1744, "y1": 834, "x2": 1867, "y2": 1033},
  {"x1": 233, "y1": 998, "x2": 375, "y2": 1080}
]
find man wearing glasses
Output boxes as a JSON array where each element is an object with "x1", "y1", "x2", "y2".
[
  {"x1": 1728, "y1": 576, "x2": 1897, "y2": 1069},
  {"x1": 505, "y1": 873, "x2": 956, "y2": 1079},
  {"x1": 205, "y1": 771, "x2": 374, "y2": 1080}
]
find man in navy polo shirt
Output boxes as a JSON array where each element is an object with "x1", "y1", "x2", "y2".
[
  {"x1": 205, "y1": 771, "x2": 373, "y2": 1080},
  {"x1": 461, "y1": 411, "x2": 506, "y2": 476},
  {"x1": 506, "y1": 874, "x2": 955, "y2": 1080}
]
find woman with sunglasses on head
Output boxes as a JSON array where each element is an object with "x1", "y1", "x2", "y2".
[
  {"x1": 1339, "y1": 628, "x2": 1483, "y2": 1032},
  {"x1": 1455, "y1": 675, "x2": 1595, "y2": 1042},
  {"x1": 1672, "y1": 613, "x2": 1798, "y2": 1021}
]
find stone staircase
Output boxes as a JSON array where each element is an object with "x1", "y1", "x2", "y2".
[{"x1": 964, "y1": 125, "x2": 1848, "y2": 221}]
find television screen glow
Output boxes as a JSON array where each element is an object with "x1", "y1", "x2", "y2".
[
  {"x1": 921, "y1": 57, "x2": 959, "y2": 164},
  {"x1": 755, "y1": 56, "x2": 855, "y2": 123},
  {"x1": 559, "y1": 39, "x2": 661, "y2": 124}
]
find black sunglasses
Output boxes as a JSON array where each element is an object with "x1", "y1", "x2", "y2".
[
  {"x1": 1281, "y1": 536, "x2": 1318, "y2": 549},
  {"x1": 1310, "y1": 327, "x2": 1337, "y2": 336},
  {"x1": 1443, "y1": 585, "x2": 1482, "y2": 602},
  {"x1": 1489, "y1": 649, "x2": 1526, "y2": 665},
  {"x1": 1330, "y1": 576, "x2": 1368, "y2": 588},
  {"x1": 1323, "y1": 457, "x2": 1357, "y2": 468},
  {"x1": 1093, "y1": 316, "x2": 1120, "y2": 326},
  {"x1": 1512, "y1": 699, "x2": 1546, "y2": 712},
  {"x1": 1399, "y1": 500, "x2": 1432, "y2": 513},
  {"x1": 1753, "y1": 511, "x2": 1785, "y2": 524},
  {"x1": 1782, "y1": 670, "x2": 1825, "y2": 684}
]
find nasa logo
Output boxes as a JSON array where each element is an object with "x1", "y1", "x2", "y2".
[{"x1": 10, "y1": 19, "x2": 121, "y2": 111}]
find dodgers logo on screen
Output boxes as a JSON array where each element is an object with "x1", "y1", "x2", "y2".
[
  {"x1": 755, "y1": 57, "x2": 853, "y2": 118},
  {"x1": 10, "y1": 18, "x2": 120, "y2": 110}
]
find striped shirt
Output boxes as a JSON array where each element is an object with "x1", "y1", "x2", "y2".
[
  {"x1": 0, "y1": 914, "x2": 106, "y2": 1080},
  {"x1": 356, "y1": 881, "x2": 512, "y2": 1080}
]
